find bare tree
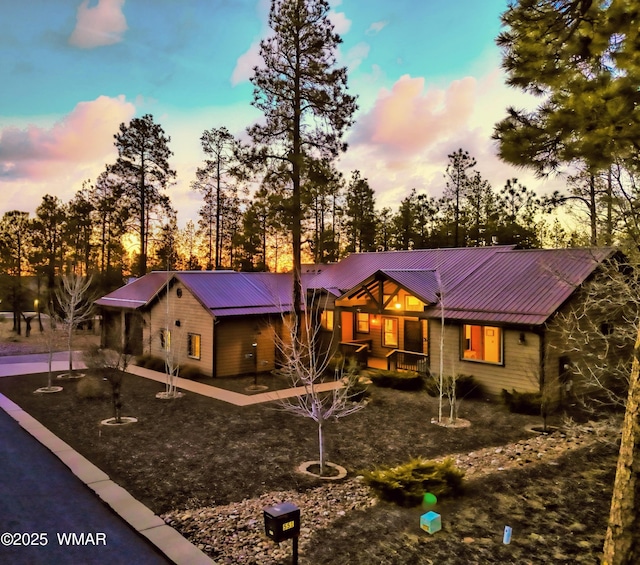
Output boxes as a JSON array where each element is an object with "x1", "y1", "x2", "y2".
[
  {"x1": 156, "y1": 271, "x2": 184, "y2": 400},
  {"x1": 33, "y1": 308, "x2": 66, "y2": 394},
  {"x1": 83, "y1": 343, "x2": 132, "y2": 424},
  {"x1": 276, "y1": 295, "x2": 366, "y2": 476},
  {"x1": 55, "y1": 272, "x2": 94, "y2": 378},
  {"x1": 548, "y1": 259, "x2": 638, "y2": 409}
]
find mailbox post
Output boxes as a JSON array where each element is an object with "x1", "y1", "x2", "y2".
[{"x1": 263, "y1": 502, "x2": 300, "y2": 564}]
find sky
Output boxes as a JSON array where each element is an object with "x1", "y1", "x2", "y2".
[{"x1": 0, "y1": 0, "x2": 562, "y2": 228}]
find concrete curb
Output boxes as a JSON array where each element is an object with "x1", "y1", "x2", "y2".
[{"x1": 0, "y1": 393, "x2": 214, "y2": 565}]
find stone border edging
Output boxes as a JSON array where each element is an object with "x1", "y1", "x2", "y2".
[{"x1": 297, "y1": 460, "x2": 348, "y2": 480}]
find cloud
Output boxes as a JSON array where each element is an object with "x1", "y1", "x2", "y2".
[
  {"x1": 342, "y1": 42, "x2": 370, "y2": 72},
  {"x1": 68, "y1": 0, "x2": 128, "y2": 49},
  {"x1": 231, "y1": 39, "x2": 262, "y2": 86},
  {"x1": 0, "y1": 95, "x2": 135, "y2": 181},
  {"x1": 329, "y1": 11, "x2": 351, "y2": 35},
  {"x1": 352, "y1": 74, "x2": 476, "y2": 158},
  {"x1": 340, "y1": 69, "x2": 561, "y2": 209},
  {"x1": 366, "y1": 21, "x2": 387, "y2": 35}
]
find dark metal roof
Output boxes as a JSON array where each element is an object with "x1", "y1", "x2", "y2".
[
  {"x1": 379, "y1": 270, "x2": 440, "y2": 304},
  {"x1": 95, "y1": 272, "x2": 169, "y2": 310},
  {"x1": 176, "y1": 272, "x2": 294, "y2": 313},
  {"x1": 423, "y1": 247, "x2": 615, "y2": 325},
  {"x1": 309, "y1": 246, "x2": 516, "y2": 293},
  {"x1": 95, "y1": 246, "x2": 615, "y2": 325}
]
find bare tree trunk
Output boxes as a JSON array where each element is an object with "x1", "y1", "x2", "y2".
[
  {"x1": 318, "y1": 416, "x2": 324, "y2": 476},
  {"x1": 602, "y1": 327, "x2": 640, "y2": 565}
]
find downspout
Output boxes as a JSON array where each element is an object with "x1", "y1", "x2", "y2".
[{"x1": 212, "y1": 317, "x2": 218, "y2": 378}]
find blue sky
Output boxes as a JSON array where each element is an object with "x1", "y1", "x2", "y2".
[{"x1": 0, "y1": 0, "x2": 557, "y2": 226}]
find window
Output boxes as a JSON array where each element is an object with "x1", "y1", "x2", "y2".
[
  {"x1": 160, "y1": 329, "x2": 171, "y2": 352},
  {"x1": 320, "y1": 310, "x2": 334, "y2": 331},
  {"x1": 462, "y1": 324, "x2": 502, "y2": 364},
  {"x1": 187, "y1": 333, "x2": 201, "y2": 359},
  {"x1": 405, "y1": 295, "x2": 424, "y2": 311},
  {"x1": 382, "y1": 317, "x2": 398, "y2": 347},
  {"x1": 357, "y1": 312, "x2": 370, "y2": 333}
]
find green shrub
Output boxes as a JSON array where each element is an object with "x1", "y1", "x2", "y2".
[
  {"x1": 368, "y1": 370, "x2": 424, "y2": 391},
  {"x1": 76, "y1": 375, "x2": 110, "y2": 400},
  {"x1": 424, "y1": 374, "x2": 483, "y2": 399},
  {"x1": 179, "y1": 366, "x2": 203, "y2": 380},
  {"x1": 363, "y1": 457, "x2": 465, "y2": 506},
  {"x1": 501, "y1": 388, "x2": 542, "y2": 415}
]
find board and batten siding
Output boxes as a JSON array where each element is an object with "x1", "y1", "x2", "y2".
[
  {"x1": 146, "y1": 283, "x2": 215, "y2": 376},
  {"x1": 428, "y1": 321, "x2": 541, "y2": 397},
  {"x1": 214, "y1": 317, "x2": 276, "y2": 378}
]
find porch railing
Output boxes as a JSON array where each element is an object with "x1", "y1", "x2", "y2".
[
  {"x1": 339, "y1": 340, "x2": 371, "y2": 368},
  {"x1": 386, "y1": 349, "x2": 429, "y2": 374}
]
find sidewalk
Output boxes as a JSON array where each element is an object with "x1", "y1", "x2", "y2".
[{"x1": 0, "y1": 352, "x2": 345, "y2": 406}]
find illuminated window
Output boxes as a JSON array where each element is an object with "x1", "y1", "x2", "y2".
[
  {"x1": 357, "y1": 312, "x2": 370, "y2": 333},
  {"x1": 462, "y1": 325, "x2": 502, "y2": 364},
  {"x1": 382, "y1": 317, "x2": 398, "y2": 348},
  {"x1": 187, "y1": 333, "x2": 201, "y2": 359},
  {"x1": 160, "y1": 329, "x2": 171, "y2": 352},
  {"x1": 321, "y1": 310, "x2": 334, "y2": 331},
  {"x1": 405, "y1": 295, "x2": 424, "y2": 311}
]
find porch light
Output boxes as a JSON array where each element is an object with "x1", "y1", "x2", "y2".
[
  {"x1": 371, "y1": 315, "x2": 380, "y2": 325},
  {"x1": 394, "y1": 301, "x2": 401, "y2": 309},
  {"x1": 518, "y1": 332, "x2": 526, "y2": 345}
]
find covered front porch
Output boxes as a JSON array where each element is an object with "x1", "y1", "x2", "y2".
[{"x1": 330, "y1": 269, "x2": 436, "y2": 375}]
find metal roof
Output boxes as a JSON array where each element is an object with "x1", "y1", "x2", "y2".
[
  {"x1": 309, "y1": 246, "x2": 516, "y2": 293},
  {"x1": 423, "y1": 247, "x2": 615, "y2": 325},
  {"x1": 94, "y1": 272, "x2": 169, "y2": 310},
  {"x1": 176, "y1": 272, "x2": 294, "y2": 313},
  {"x1": 95, "y1": 246, "x2": 615, "y2": 325}
]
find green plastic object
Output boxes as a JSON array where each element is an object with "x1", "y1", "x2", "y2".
[{"x1": 423, "y1": 492, "x2": 437, "y2": 507}]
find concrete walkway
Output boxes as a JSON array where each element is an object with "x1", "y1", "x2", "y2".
[{"x1": 0, "y1": 352, "x2": 345, "y2": 406}]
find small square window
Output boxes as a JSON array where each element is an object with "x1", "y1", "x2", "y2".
[{"x1": 321, "y1": 310, "x2": 334, "y2": 331}]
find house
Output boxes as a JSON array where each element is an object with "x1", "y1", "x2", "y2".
[{"x1": 96, "y1": 246, "x2": 616, "y2": 399}]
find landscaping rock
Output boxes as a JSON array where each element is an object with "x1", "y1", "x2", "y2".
[{"x1": 162, "y1": 421, "x2": 615, "y2": 564}]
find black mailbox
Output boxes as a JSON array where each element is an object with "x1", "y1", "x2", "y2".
[{"x1": 263, "y1": 502, "x2": 300, "y2": 542}]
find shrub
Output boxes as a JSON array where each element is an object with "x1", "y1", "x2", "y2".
[
  {"x1": 368, "y1": 370, "x2": 424, "y2": 391},
  {"x1": 139, "y1": 356, "x2": 166, "y2": 372},
  {"x1": 179, "y1": 366, "x2": 203, "y2": 380},
  {"x1": 76, "y1": 375, "x2": 110, "y2": 400},
  {"x1": 363, "y1": 457, "x2": 465, "y2": 506},
  {"x1": 424, "y1": 374, "x2": 484, "y2": 399},
  {"x1": 502, "y1": 388, "x2": 542, "y2": 415}
]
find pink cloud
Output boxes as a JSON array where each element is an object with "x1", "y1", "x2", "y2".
[
  {"x1": 352, "y1": 74, "x2": 476, "y2": 157},
  {"x1": 0, "y1": 95, "x2": 135, "y2": 180},
  {"x1": 68, "y1": 0, "x2": 128, "y2": 49},
  {"x1": 231, "y1": 39, "x2": 263, "y2": 86}
]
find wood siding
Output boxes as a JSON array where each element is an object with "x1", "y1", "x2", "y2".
[
  {"x1": 215, "y1": 317, "x2": 277, "y2": 378},
  {"x1": 428, "y1": 321, "x2": 541, "y2": 397},
  {"x1": 145, "y1": 283, "x2": 215, "y2": 376}
]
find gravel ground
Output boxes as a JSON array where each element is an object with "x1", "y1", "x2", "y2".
[{"x1": 162, "y1": 421, "x2": 616, "y2": 564}]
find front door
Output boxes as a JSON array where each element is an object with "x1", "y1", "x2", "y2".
[{"x1": 404, "y1": 319, "x2": 422, "y2": 353}]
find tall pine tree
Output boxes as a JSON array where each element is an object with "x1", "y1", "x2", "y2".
[{"x1": 248, "y1": 0, "x2": 357, "y2": 330}]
